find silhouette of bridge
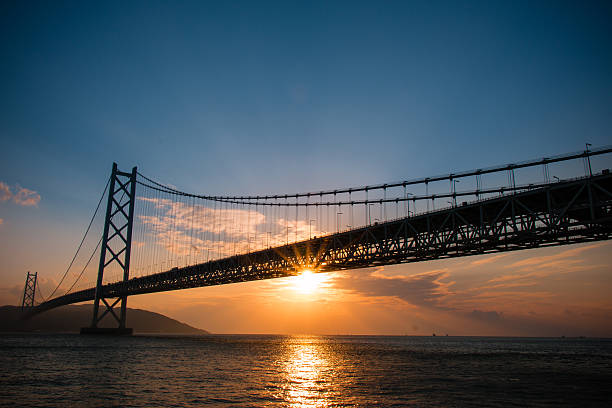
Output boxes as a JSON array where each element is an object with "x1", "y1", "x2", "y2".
[{"x1": 24, "y1": 147, "x2": 612, "y2": 334}]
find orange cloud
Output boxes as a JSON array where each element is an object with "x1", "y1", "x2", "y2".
[
  {"x1": 13, "y1": 186, "x2": 41, "y2": 206},
  {"x1": 0, "y1": 181, "x2": 41, "y2": 206},
  {"x1": 333, "y1": 267, "x2": 454, "y2": 309},
  {"x1": 504, "y1": 243, "x2": 606, "y2": 269},
  {"x1": 478, "y1": 243, "x2": 609, "y2": 287},
  {"x1": 134, "y1": 196, "x2": 327, "y2": 263},
  {"x1": 469, "y1": 253, "x2": 510, "y2": 266},
  {"x1": 0, "y1": 182, "x2": 10, "y2": 202}
]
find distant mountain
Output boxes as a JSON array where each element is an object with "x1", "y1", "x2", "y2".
[{"x1": 0, "y1": 304, "x2": 209, "y2": 334}]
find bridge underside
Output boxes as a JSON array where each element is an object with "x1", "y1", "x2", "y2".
[{"x1": 33, "y1": 173, "x2": 612, "y2": 315}]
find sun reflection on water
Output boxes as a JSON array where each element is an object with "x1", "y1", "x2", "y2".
[{"x1": 280, "y1": 337, "x2": 332, "y2": 408}]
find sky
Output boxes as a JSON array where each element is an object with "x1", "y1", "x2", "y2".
[{"x1": 1, "y1": 0, "x2": 611, "y2": 336}]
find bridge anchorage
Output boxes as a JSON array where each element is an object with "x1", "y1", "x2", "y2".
[{"x1": 25, "y1": 146, "x2": 612, "y2": 334}]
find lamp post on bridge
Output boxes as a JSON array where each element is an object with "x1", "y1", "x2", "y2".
[
  {"x1": 452, "y1": 179, "x2": 460, "y2": 207},
  {"x1": 368, "y1": 204, "x2": 375, "y2": 225},
  {"x1": 586, "y1": 143, "x2": 592, "y2": 177},
  {"x1": 406, "y1": 192, "x2": 414, "y2": 217}
]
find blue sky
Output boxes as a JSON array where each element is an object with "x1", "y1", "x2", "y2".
[{"x1": 1, "y1": 1, "x2": 611, "y2": 334}]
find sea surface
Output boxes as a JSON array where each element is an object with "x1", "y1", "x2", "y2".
[{"x1": 1, "y1": 334, "x2": 611, "y2": 407}]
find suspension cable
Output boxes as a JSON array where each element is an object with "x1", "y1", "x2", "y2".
[
  {"x1": 64, "y1": 235, "x2": 103, "y2": 295},
  {"x1": 35, "y1": 279, "x2": 47, "y2": 304},
  {"x1": 137, "y1": 146, "x2": 611, "y2": 201},
  {"x1": 137, "y1": 178, "x2": 556, "y2": 207},
  {"x1": 46, "y1": 176, "x2": 110, "y2": 300}
]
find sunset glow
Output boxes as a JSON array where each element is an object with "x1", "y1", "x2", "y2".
[
  {"x1": 291, "y1": 270, "x2": 329, "y2": 295},
  {"x1": 1, "y1": 0, "x2": 611, "y2": 341},
  {"x1": 2, "y1": 2, "x2": 612, "y2": 407}
]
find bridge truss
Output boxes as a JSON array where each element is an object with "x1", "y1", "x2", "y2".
[{"x1": 29, "y1": 147, "x2": 612, "y2": 326}]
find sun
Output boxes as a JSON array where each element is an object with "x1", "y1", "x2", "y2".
[{"x1": 291, "y1": 269, "x2": 327, "y2": 295}]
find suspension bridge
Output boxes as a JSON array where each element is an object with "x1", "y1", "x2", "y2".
[{"x1": 21, "y1": 147, "x2": 612, "y2": 334}]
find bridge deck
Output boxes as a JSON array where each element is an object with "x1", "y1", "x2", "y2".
[{"x1": 33, "y1": 173, "x2": 612, "y2": 314}]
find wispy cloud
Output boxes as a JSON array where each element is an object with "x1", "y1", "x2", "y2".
[
  {"x1": 485, "y1": 263, "x2": 603, "y2": 286},
  {"x1": 504, "y1": 243, "x2": 606, "y2": 270},
  {"x1": 0, "y1": 182, "x2": 11, "y2": 202},
  {"x1": 334, "y1": 268, "x2": 454, "y2": 309},
  {"x1": 470, "y1": 253, "x2": 510, "y2": 266},
  {"x1": 14, "y1": 186, "x2": 41, "y2": 206},
  {"x1": 0, "y1": 181, "x2": 41, "y2": 206},
  {"x1": 468, "y1": 309, "x2": 503, "y2": 323},
  {"x1": 135, "y1": 196, "x2": 327, "y2": 259},
  {"x1": 459, "y1": 307, "x2": 610, "y2": 337},
  {"x1": 478, "y1": 243, "x2": 609, "y2": 287}
]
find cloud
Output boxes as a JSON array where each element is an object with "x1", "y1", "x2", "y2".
[
  {"x1": 0, "y1": 181, "x2": 41, "y2": 206},
  {"x1": 484, "y1": 264, "x2": 603, "y2": 288},
  {"x1": 13, "y1": 186, "x2": 41, "y2": 206},
  {"x1": 135, "y1": 196, "x2": 327, "y2": 259},
  {"x1": 469, "y1": 309, "x2": 503, "y2": 323},
  {"x1": 477, "y1": 243, "x2": 609, "y2": 288},
  {"x1": 504, "y1": 243, "x2": 606, "y2": 270},
  {"x1": 0, "y1": 283, "x2": 29, "y2": 306},
  {"x1": 470, "y1": 253, "x2": 509, "y2": 266},
  {"x1": 0, "y1": 182, "x2": 11, "y2": 202},
  {"x1": 334, "y1": 268, "x2": 454, "y2": 308}
]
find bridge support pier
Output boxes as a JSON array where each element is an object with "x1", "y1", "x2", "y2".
[{"x1": 81, "y1": 163, "x2": 137, "y2": 335}]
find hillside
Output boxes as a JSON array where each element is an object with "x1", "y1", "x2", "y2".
[{"x1": 0, "y1": 304, "x2": 209, "y2": 334}]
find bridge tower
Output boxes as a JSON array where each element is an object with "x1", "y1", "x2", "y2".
[
  {"x1": 21, "y1": 271, "x2": 37, "y2": 310},
  {"x1": 81, "y1": 163, "x2": 137, "y2": 335}
]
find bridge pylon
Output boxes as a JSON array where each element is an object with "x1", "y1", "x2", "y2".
[
  {"x1": 21, "y1": 271, "x2": 37, "y2": 310},
  {"x1": 81, "y1": 163, "x2": 136, "y2": 335}
]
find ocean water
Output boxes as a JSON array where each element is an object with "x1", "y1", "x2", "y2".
[{"x1": 1, "y1": 335, "x2": 611, "y2": 407}]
